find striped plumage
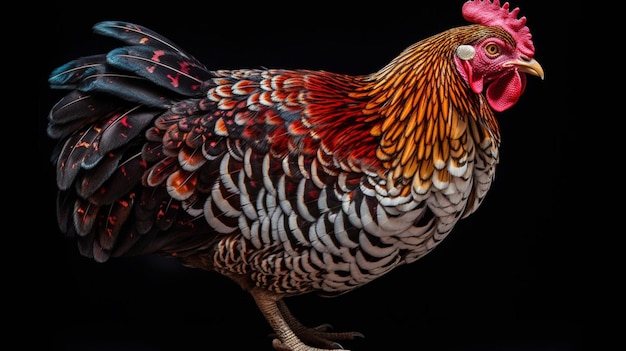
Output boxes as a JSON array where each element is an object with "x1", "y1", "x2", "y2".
[{"x1": 47, "y1": 1, "x2": 543, "y2": 350}]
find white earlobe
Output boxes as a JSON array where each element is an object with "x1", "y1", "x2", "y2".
[{"x1": 456, "y1": 45, "x2": 475, "y2": 60}]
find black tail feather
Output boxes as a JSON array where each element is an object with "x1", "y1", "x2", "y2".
[
  {"x1": 48, "y1": 54, "x2": 107, "y2": 89},
  {"x1": 47, "y1": 91, "x2": 124, "y2": 139},
  {"x1": 92, "y1": 21, "x2": 205, "y2": 67},
  {"x1": 106, "y1": 46, "x2": 211, "y2": 97}
]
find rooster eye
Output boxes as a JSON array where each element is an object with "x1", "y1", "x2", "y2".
[{"x1": 484, "y1": 43, "x2": 500, "y2": 58}]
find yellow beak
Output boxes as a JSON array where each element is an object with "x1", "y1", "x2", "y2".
[{"x1": 506, "y1": 58, "x2": 545, "y2": 80}]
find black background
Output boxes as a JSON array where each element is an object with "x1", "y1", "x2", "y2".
[{"x1": 37, "y1": 1, "x2": 582, "y2": 350}]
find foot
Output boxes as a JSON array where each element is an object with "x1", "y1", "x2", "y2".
[
  {"x1": 272, "y1": 300, "x2": 364, "y2": 350},
  {"x1": 252, "y1": 289, "x2": 364, "y2": 351}
]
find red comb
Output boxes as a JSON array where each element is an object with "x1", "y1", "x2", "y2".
[{"x1": 462, "y1": 0, "x2": 534, "y2": 56}]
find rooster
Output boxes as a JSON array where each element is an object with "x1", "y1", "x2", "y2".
[{"x1": 46, "y1": 1, "x2": 543, "y2": 350}]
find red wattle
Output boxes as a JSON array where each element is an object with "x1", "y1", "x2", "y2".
[{"x1": 486, "y1": 71, "x2": 527, "y2": 112}]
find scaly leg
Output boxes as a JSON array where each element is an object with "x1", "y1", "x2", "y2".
[{"x1": 251, "y1": 288, "x2": 364, "y2": 351}]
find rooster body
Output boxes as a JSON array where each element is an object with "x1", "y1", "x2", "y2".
[{"x1": 47, "y1": 1, "x2": 543, "y2": 350}]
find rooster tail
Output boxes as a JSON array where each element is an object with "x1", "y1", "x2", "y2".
[{"x1": 47, "y1": 21, "x2": 214, "y2": 261}]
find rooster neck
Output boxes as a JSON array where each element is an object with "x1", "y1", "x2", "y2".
[{"x1": 352, "y1": 33, "x2": 501, "y2": 197}]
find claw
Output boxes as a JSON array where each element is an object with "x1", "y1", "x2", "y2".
[
  {"x1": 331, "y1": 342, "x2": 344, "y2": 350},
  {"x1": 313, "y1": 323, "x2": 334, "y2": 331}
]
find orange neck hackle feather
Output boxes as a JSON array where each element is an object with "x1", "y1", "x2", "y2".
[{"x1": 347, "y1": 26, "x2": 502, "y2": 198}]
